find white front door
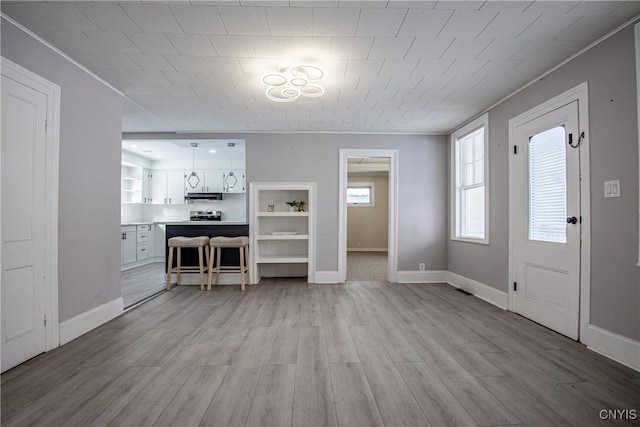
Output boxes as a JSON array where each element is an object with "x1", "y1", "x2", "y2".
[
  {"x1": 512, "y1": 101, "x2": 581, "y2": 340},
  {"x1": 1, "y1": 75, "x2": 48, "y2": 372}
]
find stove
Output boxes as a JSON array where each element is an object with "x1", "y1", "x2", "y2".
[{"x1": 189, "y1": 210, "x2": 222, "y2": 221}]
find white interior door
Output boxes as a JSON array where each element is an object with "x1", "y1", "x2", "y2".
[
  {"x1": 512, "y1": 101, "x2": 581, "y2": 340},
  {"x1": 1, "y1": 75, "x2": 48, "y2": 372}
]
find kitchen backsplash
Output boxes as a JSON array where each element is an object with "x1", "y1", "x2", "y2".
[{"x1": 121, "y1": 193, "x2": 247, "y2": 224}]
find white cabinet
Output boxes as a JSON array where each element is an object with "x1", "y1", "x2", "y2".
[
  {"x1": 136, "y1": 224, "x2": 153, "y2": 262},
  {"x1": 122, "y1": 224, "x2": 157, "y2": 268},
  {"x1": 121, "y1": 226, "x2": 137, "y2": 265},
  {"x1": 249, "y1": 182, "x2": 316, "y2": 283},
  {"x1": 223, "y1": 170, "x2": 245, "y2": 193},
  {"x1": 150, "y1": 170, "x2": 167, "y2": 204},
  {"x1": 142, "y1": 169, "x2": 153, "y2": 203},
  {"x1": 151, "y1": 170, "x2": 185, "y2": 204},
  {"x1": 184, "y1": 169, "x2": 224, "y2": 193},
  {"x1": 167, "y1": 171, "x2": 185, "y2": 204},
  {"x1": 205, "y1": 170, "x2": 224, "y2": 192}
]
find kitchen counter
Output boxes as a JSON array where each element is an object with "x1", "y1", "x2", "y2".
[{"x1": 121, "y1": 222, "x2": 154, "y2": 226}]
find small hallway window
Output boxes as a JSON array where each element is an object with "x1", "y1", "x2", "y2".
[{"x1": 347, "y1": 183, "x2": 375, "y2": 207}]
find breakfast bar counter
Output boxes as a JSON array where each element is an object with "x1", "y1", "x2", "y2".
[{"x1": 164, "y1": 222, "x2": 249, "y2": 273}]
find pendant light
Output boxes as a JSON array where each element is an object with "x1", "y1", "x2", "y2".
[
  {"x1": 187, "y1": 143, "x2": 200, "y2": 189},
  {"x1": 224, "y1": 142, "x2": 237, "y2": 190}
]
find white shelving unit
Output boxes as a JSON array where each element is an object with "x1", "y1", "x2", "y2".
[
  {"x1": 249, "y1": 182, "x2": 316, "y2": 283},
  {"x1": 121, "y1": 162, "x2": 143, "y2": 204}
]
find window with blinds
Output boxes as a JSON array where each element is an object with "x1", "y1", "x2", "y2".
[
  {"x1": 528, "y1": 126, "x2": 567, "y2": 243},
  {"x1": 452, "y1": 114, "x2": 488, "y2": 242}
]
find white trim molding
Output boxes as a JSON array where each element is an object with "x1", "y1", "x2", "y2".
[
  {"x1": 447, "y1": 271, "x2": 508, "y2": 310},
  {"x1": 588, "y1": 325, "x2": 640, "y2": 373},
  {"x1": 508, "y1": 82, "x2": 591, "y2": 344},
  {"x1": 59, "y1": 298, "x2": 124, "y2": 345},
  {"x1": 339, "y1": 149, "x2": 399, "y2": 283},
  {"x1": 397, "y1": 270, "x2": 448, "y2": 284},
  {"x1": 314, "y1": 271, "x2": 340, "y2": 284},
  {"x1": 1, "y1": 56, "x2": 61, "y2": 352}
]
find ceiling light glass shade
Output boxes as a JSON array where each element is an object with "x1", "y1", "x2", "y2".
[{"x1": 262, "y1": 64, "x2": 324, "y2": 102}]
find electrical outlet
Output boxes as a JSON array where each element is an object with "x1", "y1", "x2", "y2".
[{"x1": 419, "y1": 263, "x2": 425, "y2": 271}]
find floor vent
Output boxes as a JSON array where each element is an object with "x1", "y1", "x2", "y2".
[{"x1": 456, "y1": 288, "x2": 473, "y2": 296}]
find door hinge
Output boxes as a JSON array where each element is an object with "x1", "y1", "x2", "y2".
[
  {"x1": 513, "y1": 282, "x2": 517, "y2": 291},
  {"x1": 45, "y1": 119, "x2": 48, "y2": 131},
  {"x1": 44, "y1": 314, "x2": 47, "y2": 326},
  {"x1": 513, "y1": 145, "x2": 517, "y2": 154}
]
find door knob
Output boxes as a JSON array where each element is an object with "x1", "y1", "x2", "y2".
[{"x1": 566, "y1": 216, "x2": 578, "y2": 224}]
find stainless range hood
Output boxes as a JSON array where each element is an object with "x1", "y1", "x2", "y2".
[{"x1": 185, "y1": 192, "x2": 224, "y2": 201}]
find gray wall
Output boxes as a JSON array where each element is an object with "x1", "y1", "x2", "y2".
[
  {"x1": 448, "y1": 23, "x2": 640, "y2": 341},
  {"x1": 347, "y1": 174, "x2": 389, "y2": 250},
  {"x1": 123, "y1": 132, "x2": 448, "y2": 272},
  {"x1": 2, "y1": 18, "x2": 124, "y2": 322}
]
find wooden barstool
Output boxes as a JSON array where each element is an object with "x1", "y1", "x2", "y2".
[
  {"x1": 208, "y1": 236, "x2": 250, "y2": 291},
  {"x1": 166, "y1": 236, "x2": 210, "y2": 291}
]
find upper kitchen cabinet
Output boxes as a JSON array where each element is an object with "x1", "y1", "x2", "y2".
[
  {"x1": 185, "y1": 170, "x2": 224, "y2": 194},
  {"x1": 142, "y1": 169, "x2": 152, "y2": 204},
  {"x1": 223, "y1": 170, "x2": 246, "y2": 193},
  {"x1": 150, "y1": 170, "x2": 185, "y2": 205}
]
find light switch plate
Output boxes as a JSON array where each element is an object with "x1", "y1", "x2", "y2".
[{"x1": 604, "y1": 179, "x2": 620, "y2": 198}]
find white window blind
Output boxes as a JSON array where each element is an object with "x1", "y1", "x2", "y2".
[{"x1": 529, "y1": 126, "x2": 567, "y2": 243}]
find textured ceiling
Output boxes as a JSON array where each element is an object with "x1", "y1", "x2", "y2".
[{"x1": 2, "y1": 1, "x2": 639, "y2": 134}]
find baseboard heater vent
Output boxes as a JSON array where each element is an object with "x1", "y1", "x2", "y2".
[{"x1": 456, "y1": 288, "x2": 473, "y2": 296}]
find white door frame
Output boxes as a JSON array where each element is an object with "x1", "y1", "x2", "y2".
[
  {"x1": 508, "y1": 82, "x2": 591, "y2": 343},
  {"x1": 1, "y1": 57, "x2": 60, "y2": 351},
  {"x1": 338, "y1": 149, "x2": 399, "y2": 283}
]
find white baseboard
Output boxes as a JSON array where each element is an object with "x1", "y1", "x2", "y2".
[
  {"x1": 396, "y1": 270, "x2": 448, "y2": 283},
  {"x1": 447, "y1": 271, "x2": 508, "y2": 310},
  {"x1": 59, "y1": 297, "x2": 124, "y2": 345},
  {"x1": 347, "y1": 248, "x2": 388, "y2": 252},
  {"x1": 587, "y1": 325, "x2": 640, "y2": 372},
  {"x1": 314, "y1": 271, "x2": 340, "y2": 284}
]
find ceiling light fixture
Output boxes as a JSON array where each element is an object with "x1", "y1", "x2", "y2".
[{"x1": 262, "y1": 64, "x2": 325, "y2": 102}]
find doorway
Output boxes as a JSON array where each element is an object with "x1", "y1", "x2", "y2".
[
  {"x1": 1, "y1": 58, "x2": 60, "y2": 372},
  {"x1": 339, "y1": 149, "x2": 398, "y2": 283},
  {"x1": 346, "y1": 158, "x2": 389, "y2": 281},
  {"x1": 508, "y1": 83, "x2": 591, "y2": 342}
]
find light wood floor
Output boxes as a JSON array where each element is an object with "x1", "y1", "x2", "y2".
[
  {"x1": 121, "y1": 262, "x2": 166, "y2": 308},
  {"x1": 2, "y1": 280, "x2": 639, "y2": 426}
]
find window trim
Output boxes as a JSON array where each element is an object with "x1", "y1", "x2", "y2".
[
  {"x1": 450, "y1": 113, "x2": 490, "y2": 245},
  {"x1": 347, "y1": 182, "x2": 375, "y2": 207}
]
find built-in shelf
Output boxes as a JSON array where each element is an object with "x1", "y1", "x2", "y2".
[{"x1": 250, "y1": 182, "x2": 316, "y2": 283}]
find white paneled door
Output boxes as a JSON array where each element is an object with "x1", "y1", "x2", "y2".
[
  {"x1": 512, "y1": 101, "x2": 581, "y2": 340},
  {"x1": 1, "y1": 75, "x2": 48, "y2": 372}
]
